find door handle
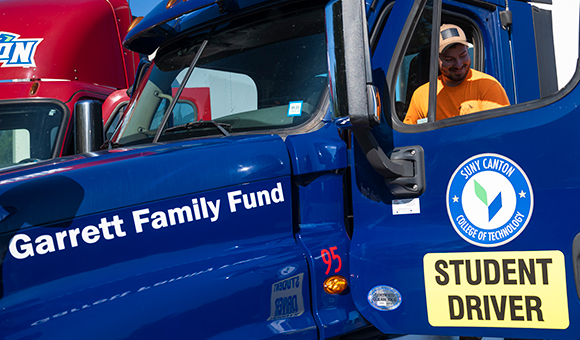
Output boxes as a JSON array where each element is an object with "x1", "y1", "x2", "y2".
[{"x1": 573, "y1": 233, "x2": 580, "y2": 299}]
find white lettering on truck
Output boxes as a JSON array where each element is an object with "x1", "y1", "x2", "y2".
[
  {"x1": 9, "y1": 215, "x2": 126, "y2": 259},
  {"x1": 8, "y1": 182, "x2": 286, "y2": 260}
]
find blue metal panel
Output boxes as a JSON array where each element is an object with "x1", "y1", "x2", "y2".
[
  {"x1": 285, "y1": 124, "x2": 347, "y2": 175},
  {"x1": 283, "y1": 112, "x2": 355, "y2": 338},
  {"x1": 125, "y1": 0, "x2": 284, "y2": 54},
  {"x1": 508, "y1": 0, "x2": 541, "y2": 103},
  {"x1": 125, "y1": 0, "x2": 217, "y2": 54},
  {"x1": 0, "y1": 135, "x2": 291, "y2": 220},
  {"x1": 296, "y1": 173, "x2": 367, "y2": 339},
  {"x1": 0, "y1": 135, "x2": 318, "y2": 339},
  {"x1": 349, "y1": 69, "x2": 580, "y2": 338}
]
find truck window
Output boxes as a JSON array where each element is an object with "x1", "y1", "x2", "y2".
[
  {"x1": 0, "y1": 103, "x2": 65, "y2": 168},
  {"x1": 376, "y1": 0, "x2": 579, "y2": 130},
  {"x1": 149, "y1": 99, "x2": 199, "y2": 130},
  {"x1": 393, "y1": 2, "x2": 483, "y2": 122},
  {"x1": 115, "y1": 5, "x2": 327, "y2": 146}
]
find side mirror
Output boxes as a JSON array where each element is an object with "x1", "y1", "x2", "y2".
[
  {"x1": 326, "y1": 0, "x2": 379, "y2": 128},
  {"x1": 326, "y1": 0, "x2": 425, "y2": 197},
  {"x1": 74, "y1": 100, "x2": 104, "y2": 154}
]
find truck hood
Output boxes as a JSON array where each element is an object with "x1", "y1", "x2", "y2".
[{"x1": 0, "y1": 134, "x2": 290, "y2": 234}]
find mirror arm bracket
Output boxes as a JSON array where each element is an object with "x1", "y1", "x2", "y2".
[
  {"x1": 354, "y1": 129, "x2": 425, "y2": 197},
  {"x1": 354, "y1": 129, "x2": 409, "y2": 177}
]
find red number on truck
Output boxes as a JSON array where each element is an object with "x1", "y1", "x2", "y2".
[{"x1": 321, "y1": 246, "x2": 342, "y2": 275}]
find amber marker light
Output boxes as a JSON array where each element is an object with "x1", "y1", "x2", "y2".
[
  {"x1": 323, "y1": 275, "x2": 348, "y2": 295},
  {"x1": 29, "y1": 82, "x2": 39, "y2": 96},
  {"x1": 127, "y1": 16, "x2": 143, "y2": 33},
  {"x1": 375, "y1": 90, "x2": 382, "y2": 122},
  {"x1": 166, "y1": 0, "x2": 179, "y2": 9}
]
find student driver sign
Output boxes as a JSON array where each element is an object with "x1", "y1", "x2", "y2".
[{"x1": 423, "y1": 250, "x2": 568, "y2": 329}]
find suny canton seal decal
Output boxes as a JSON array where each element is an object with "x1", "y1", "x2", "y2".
[{"x1": 446, "y1": 153, "x2": 533, "y2": 247}]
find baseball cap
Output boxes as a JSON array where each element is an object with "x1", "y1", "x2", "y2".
[{"x1": 439, "y1": 24, "x2": 469, "y2": 53}]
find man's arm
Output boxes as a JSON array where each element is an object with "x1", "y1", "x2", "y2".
[
  {"x1": 404, "y1": 85, "x2": 429, "y2": 124},
  {"x1": 479, "y1": 79, "x2": 510, "y2": 111}
]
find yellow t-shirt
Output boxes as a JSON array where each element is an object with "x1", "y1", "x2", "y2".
[{"x1": 404, "y1": 69, "x2": 510, "y2": 124}]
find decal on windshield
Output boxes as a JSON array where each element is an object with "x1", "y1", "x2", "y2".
[
  {"x1": 0, "y1": 32, "x2": 43, "y2": 68},
  {"x1": 446, "y1": 154, "x2": 533, "y2": 247},
  {"x1": 287, "y1": 101, "x2": 303, "y2": 117}
]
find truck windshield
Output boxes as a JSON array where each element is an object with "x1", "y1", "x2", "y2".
[
  {"x1": 0, "y1": 102, "x2": 65, "y2": 169},
  {"x1": 115, "y1": 5, "x2": 327, "y2": 146}
]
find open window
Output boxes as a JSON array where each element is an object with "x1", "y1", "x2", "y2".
[
  {"x1": 394, "y1": 2, "x2": 484, "y2": 122},
  {"x1": 372, "y1": 0, "x2": 579, "y2": 131}
]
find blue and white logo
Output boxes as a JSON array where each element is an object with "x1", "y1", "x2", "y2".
[
  {"x1": 0, "y1": 32, "x2": 43, "y2": 68},
  {"x1": 446, "y1": 153, "x2": 533, "y2": 247}
]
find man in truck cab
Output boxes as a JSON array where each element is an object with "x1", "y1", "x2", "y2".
[{"x1": 403, "y1": 24, "x2": 510, "y2": 124}]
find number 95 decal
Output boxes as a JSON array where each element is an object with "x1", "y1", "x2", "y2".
[{"x1": 321, "y1": 246, "x2": 342, "y2": 275}]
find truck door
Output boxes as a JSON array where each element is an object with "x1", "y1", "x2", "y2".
[{"x1": 337, "y1": 0, "x2": 580, "y2": 338}]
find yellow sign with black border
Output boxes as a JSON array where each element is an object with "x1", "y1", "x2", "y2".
[{"x1": 424, "y1": 251, "x2": 568, "y2": 329}]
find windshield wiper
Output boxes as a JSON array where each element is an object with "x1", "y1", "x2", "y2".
[
  {"x1": 100, "y1": 140, "x2": 124, "y2": 150},
  {"x1": 153, "y1": 31, "x2": 212, "y2": 143},
  {"x1": 164, "y1": 120, "x2": 232, "y2": 136}
]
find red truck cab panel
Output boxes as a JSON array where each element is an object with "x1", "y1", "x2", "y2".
[
  {"x1": 0, "y1": 0, "x2": 136, "y2": 88},
  {"x1": 0, "y1": 0, "x2": 138, "y2": 165}
]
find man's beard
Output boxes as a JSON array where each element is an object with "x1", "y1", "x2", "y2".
[{"x1": 445, "y1": 65, "x2": 468, "y2": 82}]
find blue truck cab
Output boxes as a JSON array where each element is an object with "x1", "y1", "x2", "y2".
[{"x1": 1, "y1": 0, "x2": 579, "y2": 339}]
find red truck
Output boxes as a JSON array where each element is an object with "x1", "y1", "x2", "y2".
[{"x1": 0, "y1": 0, "x2": 138, "y2": 168}]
